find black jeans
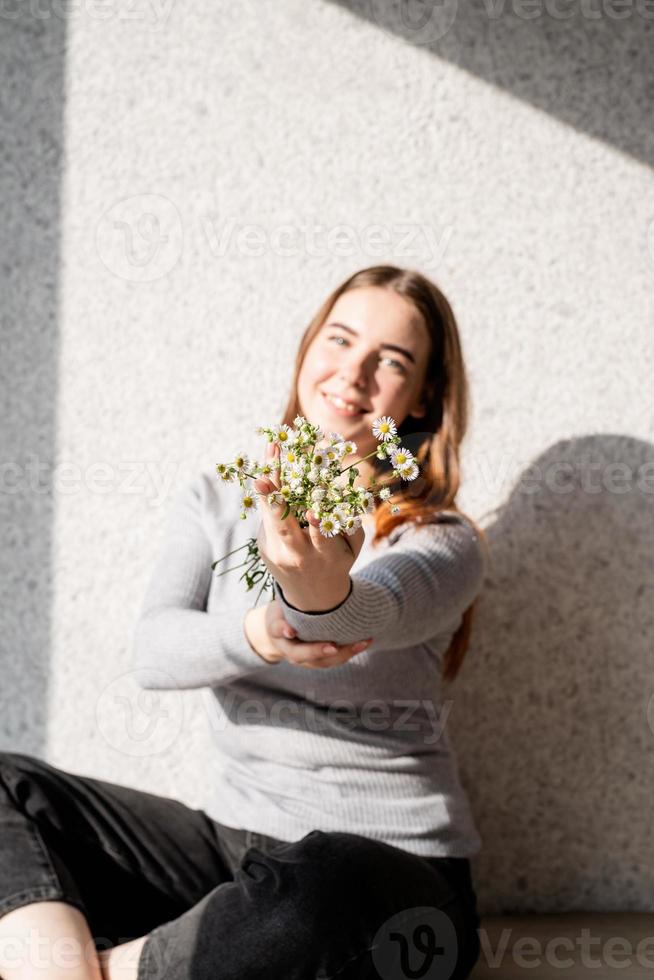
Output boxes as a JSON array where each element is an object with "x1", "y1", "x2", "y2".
[{"x1": 0, "y1": 751, "x2": 482, "y2": 979}]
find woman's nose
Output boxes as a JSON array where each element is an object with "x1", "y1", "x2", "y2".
[
  {"x1": 340, "y1": 354, "x2": 371, "y2": 387},
  {"x1": 339, "y1": 371, "x2": 368, "y2": 393}
]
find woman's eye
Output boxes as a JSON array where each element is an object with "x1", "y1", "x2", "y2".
[{"x1": 327, "y1": 335, "x2": 405, "y2": 373}]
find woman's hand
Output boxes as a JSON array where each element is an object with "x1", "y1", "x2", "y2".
[
  {"x1": 253, "y1": 443, "x2": 366, "y2": 611},
  {"x1": 245, "y1": 601, "x2": 372, "y2": 669}
]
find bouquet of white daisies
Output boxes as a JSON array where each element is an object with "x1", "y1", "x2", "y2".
[{"x1": 212, "y1": 414, "x2": 419, "y2": 603}]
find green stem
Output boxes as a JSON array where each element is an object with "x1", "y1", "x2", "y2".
[
  {"x1": 215, "y1": 556, "x2": 258, "y2": 578},
  {"x1": 211, "y1": 541, "x2": 252, "y2": 567},
  {"x1": 254, "y1": 574, "x2": 273, "y2": 607},
  {"x1": 238, "y1": 555, "x2": 263, "y2": 581},
  {"x1": 339, "y1": 447, "x2": 379, "y2": 475}
]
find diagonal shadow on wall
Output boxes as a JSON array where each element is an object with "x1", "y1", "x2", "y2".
[
  {"x1": 456, "y1": 433, "x2": 654, "y2": 913},
  {"x1": 0, "y1": 7, "x2": 67, "y2": 753},
  {"x1": 326, "y1": 0, "x2": 654, "y2": 169}
]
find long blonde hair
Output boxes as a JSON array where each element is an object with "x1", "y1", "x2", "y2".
[{"x1": 279, "y1": 265, "x2": 488, "y2": 683}]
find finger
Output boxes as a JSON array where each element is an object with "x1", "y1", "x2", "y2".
[
  {"x1": 266, "y1": 441, "x2": 281, "y2": 491},
  {"x1": 270, "y1": 618, "x2": 296, "y2": 640},
  {"x1": 296, "y1": 655, "x2": 350, "y2": 669},
  {"x1": 254, "y1": 443, "x2": 306, "y2": 547},
  {"x1": 258, "y1": 497, "x2": 305, "y2": 543},
  {"x1": 341, "y1": 524, "x2": 366, "y2": 559},
  {"x1": 293, "y1": 639, "x2": 371, "y2": 669},
  {"x1": 316, "y1": 651, "x2": 357, "y2": 668},
  {"x1": 304, "y1": 510, "x2": 347, "y2": 557},
  {"x1": 266, "y1": 635, "x2": 300, "y2": 662},
  {"x1": 252, "y1": 476, "x2": 276, "y2": 498},
  {"x1": 289, "y1": 644, "x2": 344, "y2": 669},
  {"x1": 253, "y1": 443, "x2": 280, "y2": 495},
  {"x1": 304, "y1": 512, "x2": 367, "y2": 560},
  {"x1": 253, "y1": 453, "x2": 305, "y2": 544},
  {"x1": 266, "y1": 604, "x2": 297, "y2": 640}
]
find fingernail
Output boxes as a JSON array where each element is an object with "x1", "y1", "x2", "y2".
[
  {"x1": 322, "y1": 644, "x2": 338, "y2": 654},
  {"x1": 284, "y1": 627, "x2": 295, "y2": 638},
  {"x1": 353, "y1": 640, "x2": 371, "y2": 651}
]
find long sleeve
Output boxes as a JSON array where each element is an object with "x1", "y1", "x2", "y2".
[
  {"x1": 132, "y1": 472, "x2": 274, "y2": 690},
  {"x1": 273, "y1": 514, "x2": 487, "y2": 650}
]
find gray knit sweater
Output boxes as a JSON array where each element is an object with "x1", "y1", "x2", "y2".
[{"x1": 132, "y1": 468, "x2": 487, "y2": 857}]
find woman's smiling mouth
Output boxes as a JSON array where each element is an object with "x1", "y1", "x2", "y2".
[{"x1": 321, "y1": 391, "x2": 367, "y2": 416}]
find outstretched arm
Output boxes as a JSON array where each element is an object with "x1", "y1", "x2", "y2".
[
  {"x1": 273, "y1": 515, "x2": 487, "y2": 651},
  {"x1": 132, "y1": 472, "x2": 275, "y2": 690}
]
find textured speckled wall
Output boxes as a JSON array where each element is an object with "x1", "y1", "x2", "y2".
[{"x1": 1, "y1": 1, "x2": 653, "y2": 915}]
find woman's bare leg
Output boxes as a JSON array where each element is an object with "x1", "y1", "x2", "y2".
[
  {"x1": 0, "y1": 901, "x2": 145, "y2": 980},
  {"x1": 97, "y1": 937, "x2": 147, "y2": 980},
  {"x1": 0, "y1": 901, "x2": 102, "y2": 979}
]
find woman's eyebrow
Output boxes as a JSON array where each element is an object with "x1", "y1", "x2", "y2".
[{"x1": 324, "y1": 321, "x2": 416, "y2": 365}]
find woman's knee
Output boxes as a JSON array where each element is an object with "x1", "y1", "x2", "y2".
[
  {"x1": 295, "y1": 830, "x2": 440, "y2": 897},
  {"x1": 288, "y1": 832, "x2": 475, "y2": 939},
  {"x1": 0, "y1": 751, "x2": 41, "y2": 774},
  {"x1": 0, "y1": 752, "x2": 58, "y2": 814},
  {"x1": 272, "y1": 829, "x2": 378, "y2": 893},
  {"x1": 252, "y1": 829, "x2": 414, "y2": 921},
  {"x1": 240, "y1": 832, "x2": 477, "y2": 977},
  {"x1": 0, "y1": 751, "x2": 40, "y2": 790},
  {"x1": 234, "y1": 829, "x2": 361, "y2": 919}
]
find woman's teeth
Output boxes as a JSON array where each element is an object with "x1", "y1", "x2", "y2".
[{"x1": 323, "y1": 392, "x2": 363, "y2": 415}]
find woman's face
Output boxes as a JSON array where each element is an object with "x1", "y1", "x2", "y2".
[{"x1": 296, "y1": 286, "x2": 432, "y2": 483}]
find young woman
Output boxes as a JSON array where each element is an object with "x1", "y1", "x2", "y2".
[{"x1": 0, "y1": 265, "x2": 488, "y2": 980}]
